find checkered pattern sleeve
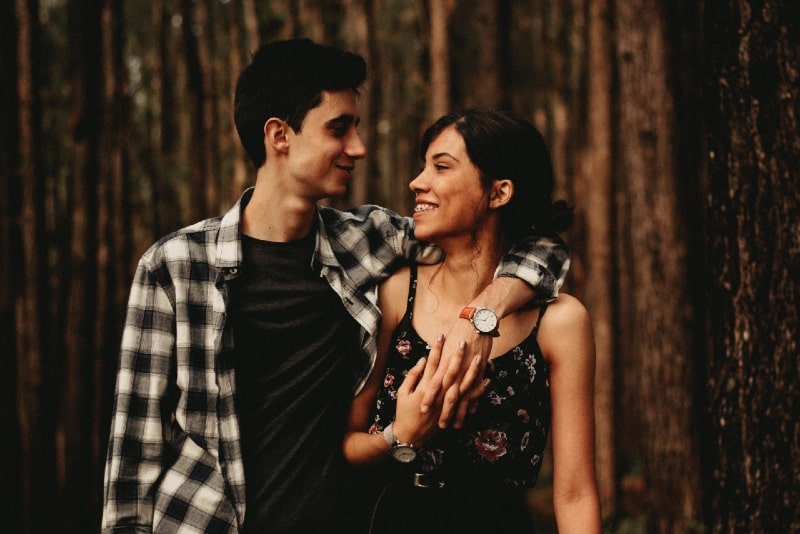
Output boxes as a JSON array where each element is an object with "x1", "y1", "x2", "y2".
[
  {"x1": 496, "y1": 232, "x2": 571, "y2": 304},
  {"x1": 102, "y1": 253, "x2": 177, "y2": 531}
]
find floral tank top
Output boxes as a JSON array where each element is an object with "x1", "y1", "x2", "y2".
[{"x1": 369, "y1": 265, "x2": 551, "y2": 488}]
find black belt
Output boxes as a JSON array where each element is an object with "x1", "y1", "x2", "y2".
[
  {"x1": 411, "y1": 472, "x2": 446, "y2": 488},
  {"x1": 409, "y1": 471, "x2": 506, "y2": 490}
]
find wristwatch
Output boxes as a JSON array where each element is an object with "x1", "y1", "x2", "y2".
[
  {"x1": 459, "y1": 306, "x2": 500, "y2": 337},
  {"x1": 383, "y1": 423, "x2": 417, "y2": 463}
]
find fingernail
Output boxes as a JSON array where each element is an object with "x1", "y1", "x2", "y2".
[
  {"x1": 421, "y1": 405, "x2": 429, "y2": 413},
  {"x1": 437, "y1": 333, "x2": 444, "y2": 342},
  {"x1": 483, "y1": 378, "x2": 491, "y2": 387},
  {"x1": 473, "y1": 355, "x2": 482, "y2": 365},
  {"x1": 459, "y1": 340, "x2": 466, "y2": 349},
  {"x1": 417, "y1": 357, "x2": 426, "y2": 366}
]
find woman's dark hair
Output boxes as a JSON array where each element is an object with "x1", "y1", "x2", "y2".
[
  {"x1": 234, "y1": 38, "x2": 367, "y2": 168},
  {"x1": 419, "y1": 108, "x2": 573, "y2": 241}
]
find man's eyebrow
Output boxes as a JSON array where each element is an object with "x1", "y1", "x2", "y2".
[{"x1": 328, "y1": 114, "x2": 360, "y2": 127}]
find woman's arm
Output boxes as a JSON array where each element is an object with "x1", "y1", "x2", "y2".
[
  {"x1": 539, "y1": 294, "x2": 602, "y2": 533},
  {"x1": 342, "y1": 271, "x2": 405, "y2": 467},
  {"x1": 343, "y1": 269, "x2": 474, "y2": 467}
]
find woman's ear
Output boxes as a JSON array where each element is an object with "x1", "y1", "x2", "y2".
[
  {"x1": 489, "y1": 179, "x2": 514, "y2": 209},
  {"x1": 264, "y1": 118, "x2": 290, "y2": 154}
]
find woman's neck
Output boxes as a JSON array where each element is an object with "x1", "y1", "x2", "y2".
[{"x1": 427, "y1": 233, "x2": 507, "y2": 304}]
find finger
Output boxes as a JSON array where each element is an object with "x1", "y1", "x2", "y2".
[
  {"x1": 420, "y1": 335, "x2": 446, "y2": 413},
  {"x1": 440, "y1": 340, "x2": 467, "y2": 392},
  {"x1": 459, "y1": 354, "x2": 483, "y2": 396},
  {"x1": 452, "y1": 397, "x2": 470, "y2": 429},
  {"x1": 468, "y1": 379, "x2": 490, "y2": 414},
  {"x1": 418, "y1": 334, "x2": 444, "y2": 388},
  {"x1": 438, "y1": 383, "x2": 461, "y2": 428},
  {"x1": 399, "y1": 356, "x2": 426, "y2": 395}
]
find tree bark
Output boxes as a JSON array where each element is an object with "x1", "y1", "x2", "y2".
[
  {"x1": 181, "y1": 0, "x2": 217, "y2": 220},
  {"x1": 583, "y1": 0, "x2": 616, "y2": 518},
  {"x1": 428, "y1": 0, "x2": 452, "y2": 120},
  {"x1": 15, "y1": 0, "x2": 59, "y2": 532},
  {"x1": 472, "y1": 0, "x2": 501, "y2": 107},
  {"x1": 227, "y1": 0, "x2": 256, "y2": 203},
  {"x1": 341, "y1": 0, "x2": 371, "y2": 206},
  {"x1": 61, "y1": 0, "x2": 103, "y2": 531},
  {"x1": 614, "y1": 0, "x2": 702, "y2": 531},
  {"x1": 2, "y1": 0, "x2": 23, "y2": 530},
  {"x1": 94, "y1": 1, "x2": 130, "y2": 524},
  {"x1": 704, "y1": 1, "x2": 800, "y2": 531}
]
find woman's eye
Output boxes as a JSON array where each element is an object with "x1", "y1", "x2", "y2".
[{"x1": 435, "y1": 164, "x2": 449, "y2": 171}]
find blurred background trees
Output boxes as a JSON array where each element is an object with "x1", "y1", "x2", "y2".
[{"x1": 2, "y1": 1, "x2": 797, "y2": 533}]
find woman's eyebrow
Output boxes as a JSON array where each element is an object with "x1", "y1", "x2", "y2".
[{"x1": 431, "y1": 151, "x2": 459, "y2": 162}]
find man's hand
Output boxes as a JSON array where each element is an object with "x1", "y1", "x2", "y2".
[{"x1": 420, "y1": 319, "x2": 493, "y2": 428}]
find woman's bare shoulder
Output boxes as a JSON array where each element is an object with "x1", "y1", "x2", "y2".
[{"x1": 538, "y1": 293, "x2": 593, "y2": 361}]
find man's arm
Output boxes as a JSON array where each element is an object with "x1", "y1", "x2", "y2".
[
  {"x1": 102, "y1": 260, "x2": 174, "y2": 532},
  {"x1": 422, "y1": 233, "x2": 571, "y2": 427}
]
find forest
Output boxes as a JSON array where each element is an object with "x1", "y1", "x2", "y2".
[{"x1": 1, "y1": 0, "x2": 798, "y2": 533}]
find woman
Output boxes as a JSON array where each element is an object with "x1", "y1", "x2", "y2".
[{"x1": 343, "y1": 109, "x2": 601, "y2": 533}]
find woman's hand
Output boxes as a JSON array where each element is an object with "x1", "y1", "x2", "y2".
[{"x1": 392, "y1": 334, "x2": 489, "y2": 445}]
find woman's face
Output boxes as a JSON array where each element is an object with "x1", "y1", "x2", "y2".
[{"x1": 409, "y1": 126, "x2": 489, "y2": 243}]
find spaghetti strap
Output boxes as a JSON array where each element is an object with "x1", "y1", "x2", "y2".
[
  {"x1": 404, "y1": 263, "x2": 419, "y2": 321},
  {"x1": 532, "y1": 303, "x2": 549, "y2": 335}
]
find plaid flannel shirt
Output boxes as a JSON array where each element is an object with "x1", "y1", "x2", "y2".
[{"x1": 101, "y1": 188, "x2": 570, "y2": 533}]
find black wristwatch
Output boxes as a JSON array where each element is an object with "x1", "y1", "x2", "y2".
[
  {"x1": 459, "y1": 306, "x2": 500, "y2": 337},
  {"x1": 383, "y1": 423, "x2": 417, "y2": 463}
]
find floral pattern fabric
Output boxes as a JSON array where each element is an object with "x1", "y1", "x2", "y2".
[{"x1": 370, "y1": 266, "x2": 551, "y2": 488}]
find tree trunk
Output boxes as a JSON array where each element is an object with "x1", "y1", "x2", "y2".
[
  {"x1": 428, "y1": 0, "x2": 452, "y2": 120},
  {"x1": 151, "y1": 0, "x2": 181, "y2": 237},
  {"x1": 471, "y1": 0, "x2": 501, "y2": 107},
  {"x1": 94, "y1": 0, "x2": 130, "y2": 524},
  {"x1": 2, "y1": 0, "x2": 23, "y2": 530},
  {"x1": 15, "y1": 0, "x2": 59, "y2": 532},
  {"x1": 583, "y1": 0, "x2": 616, "y2": 518},
  {"x1": 61, "y1": 1, "x2": 103, "y2": 531},
  {"x1": 227, "y1": 0, "x2": 256, "y2": 204},
  {"x1": 614, "y1": 0, "x2": 702, "y2": 531},
  {"x1": 341, "y1": 0, "x2": 371, "y2": 206},
  {"x1": 704, "y1": 1, "x2": 800, "y2": 531},
  {"x1": 182, "y1": 0, "x2": 217, "y2": 220}
]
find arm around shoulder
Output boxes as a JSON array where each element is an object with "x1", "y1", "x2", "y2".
[{"x1": 496, "y1": 232, "x2": 570, "y2": 304}]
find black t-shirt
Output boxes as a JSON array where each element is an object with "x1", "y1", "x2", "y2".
[{"x1": 228, "y1": 232, "x2": 361, "y2": 533}]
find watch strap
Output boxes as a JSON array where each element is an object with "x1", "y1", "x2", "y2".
[
  {"x1": 459, "y1": 306, "x2": 477, "y2": 320},
  {"x1": 382, "y1": 423, "x2": 395, "y2": 447}
]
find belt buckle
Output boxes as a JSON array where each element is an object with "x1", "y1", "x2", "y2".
[{"x1": 412, "y1": 472, "x2": 445, "y2": 488}]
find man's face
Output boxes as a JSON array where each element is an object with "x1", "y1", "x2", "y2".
[{"x1": 285, "y1": 90, "x2": 366, "y2": 201}]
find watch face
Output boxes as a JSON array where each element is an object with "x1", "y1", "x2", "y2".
[
  {"x1": 473, "y1": 308, "x2": 498, "y2": 333},
  {"x1": 390, "y1": 445, "x2": 418, "y2": 463}
]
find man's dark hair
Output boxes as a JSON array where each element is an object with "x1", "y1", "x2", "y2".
[{"x1": 234, "y1": 38, "x2": 367, "y2": 168}]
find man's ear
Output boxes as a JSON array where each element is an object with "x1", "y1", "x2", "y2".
[
  {"x1": 264, "y1": 118, "x2": 290, "y2": 154},
  {"x1": 489, "y1": 179, "x2": 514, "y2": 209}
]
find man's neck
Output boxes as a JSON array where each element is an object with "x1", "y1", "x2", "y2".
[{"x1": 241, "y1": 182, "x2": 319, "y2": 242}]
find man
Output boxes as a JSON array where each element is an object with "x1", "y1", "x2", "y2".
[{"x1": 102, "y1": 39, "x2": 569, "y2": 533}]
